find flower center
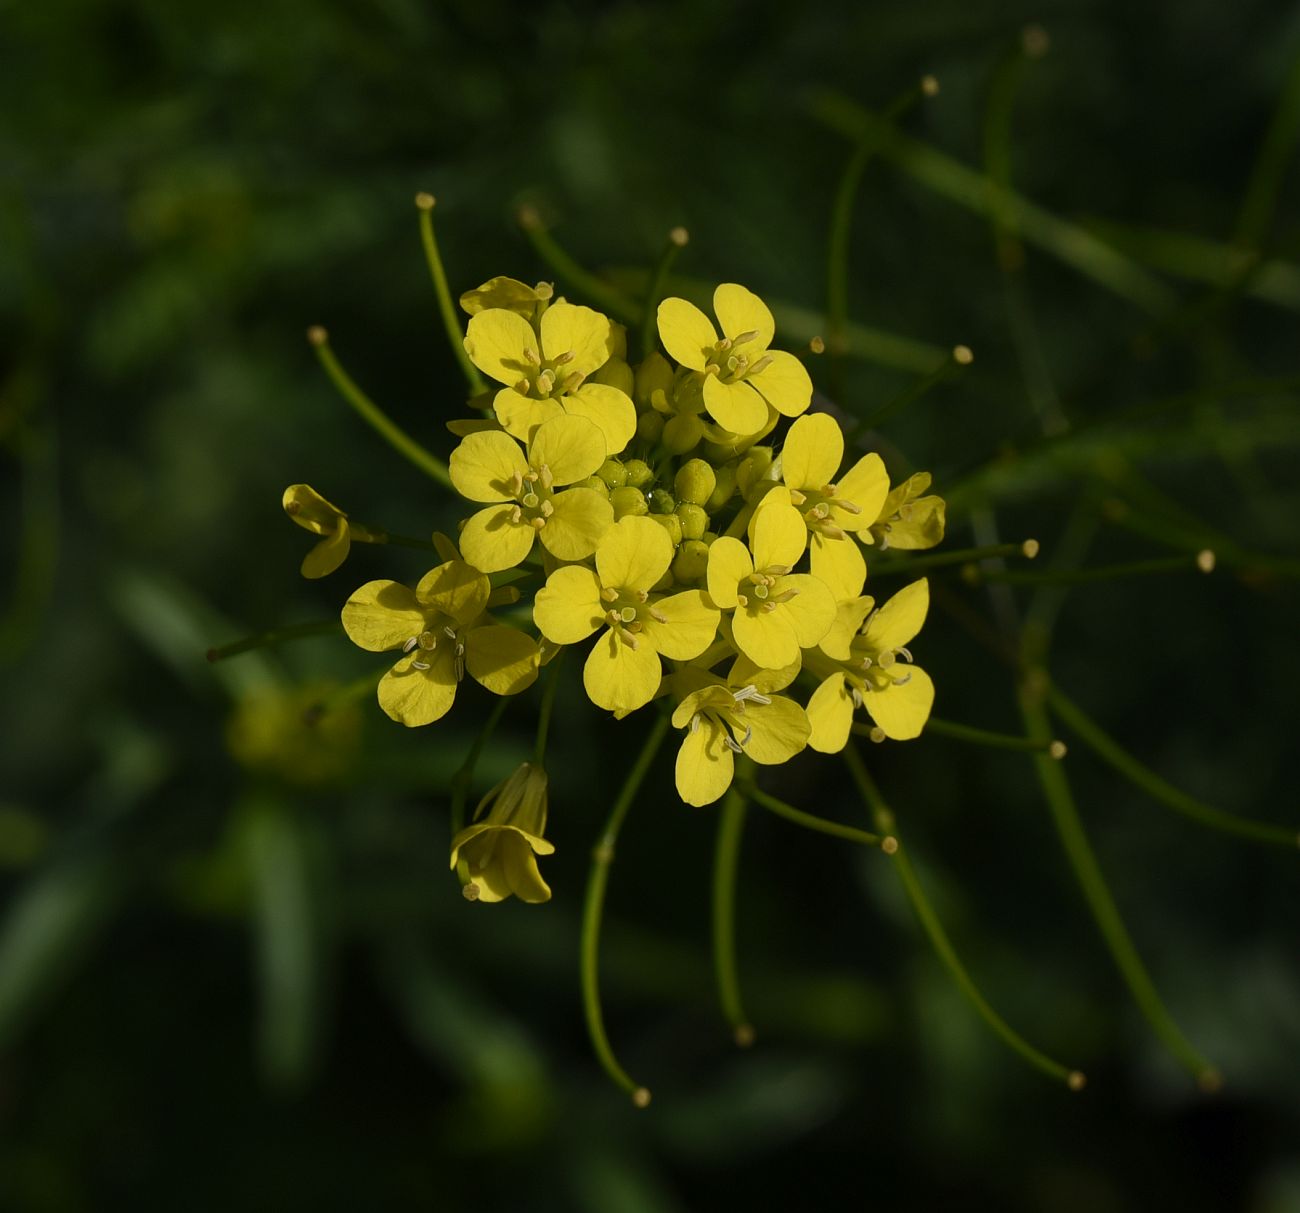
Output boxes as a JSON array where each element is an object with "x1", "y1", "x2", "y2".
[
  {"x1": 786, "y1": 483, "x2": 863, "y2": 539},
  {"x1": 702, "y1": 330, "x2": 770, "y2": 383},
  {"x1": 734, "y1": 567, "x2": 798, "y2": 614},
  {"x1": 599, "y1": 585, "x2": 668, "y2": 649},
  {"x1": 507, "y1": 465, "x2": 557, "y2": 531},
  {"x1": 401, "y1": 616, "x2": 466, "y2": 680},
  {"x1": 843, "y1": 633, "x2": 913, "y2": 702},
  {"x1": 515, "y1": 346, "x2": 585, "y2": 399},
  {"x1": 688, "y1": 684, "x2": 772, "y2": 752}
]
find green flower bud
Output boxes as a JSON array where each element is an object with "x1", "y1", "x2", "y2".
[
  {"x1": 662, "y1": 414, "x2": 704, "y2": 455},
  {"x1": 671, "y1": 539, "x2": 710, "y2": 584},
  {"x1": 623, "y1": 458, "x2": 654, "y2": 489},
  {"x1": 635, "y1": 411, "x2": 665, "y2": 444},
  {"x1": 676, "y1": 502, "x2": 709, "y2": 540},
  {"x1": 598, "y1": 459, "x2": 629, "y2": 489},
  {"x1": 650, "y1": 512, "x2": 683, "y2": 546},
  {"x1": 674, "y1": 458, "x2": 716, "y2": 505},
  {"x1": 737, "y1": 445, "x2": 776, "y2": 498},
  {"x1": 701, "y1": 531, "x2": 719, "y2": 546},
  {"x1": 577, "y1": 475, "x2": 610, "y2": 497},
  {"x1": 704, "y1": 463, "x2": 737, "y2": 513},
  {"x1": 609, "y1": 486, "x2": 649, "y2": 519},
  {"x1": 648, "y1": 488, "x2": 676, "y2": 515}
]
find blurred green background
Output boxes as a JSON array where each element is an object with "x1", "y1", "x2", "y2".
[{"x1": 3, "y1": 0, "x2": 1300, "y2": 1209}]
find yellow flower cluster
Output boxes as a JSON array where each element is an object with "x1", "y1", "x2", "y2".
[{"x1": 291, "y1": 276, "x2": 946, "y2": 899}]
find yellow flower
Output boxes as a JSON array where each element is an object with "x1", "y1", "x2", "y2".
[
  {"x1": 449, "y1": 414, "x2": 613, "y2": 573},
  {"x1": 342, "y1": 560, "x2": 539, "y2": 727},
  {"x1": 705, "y1": 490, "x2": 835, "y2": 669},
  {"x1": 805, "y1": 578, "x2": 935, "y2": 751},
  {"x1": 464, "y1": 301, "x2": 636, "y2": 455},
  {"x1": 459, "y1": 276, "x2": 553, "y2": 318},
  {"x1": 670, "y1": 662, "x2": 810, "y2": 807},
  {"x1": 656, "y1": 283, "x2": 811, "y2": 437},
  {"x1": 870, "y1": 471, "x2": 947, "y2": 551},
  {"x1": 450, "y1": 762, "x2": 554, "y2": 904},
  {"x1": 282, "y1": 484, "x2": 373, "y2": 579},
  {"x1": 533, "y1": 516, "x2": 720, "y2": 715},
  {"x1": 778, "y1": 413, "x2": 890, "y2": 601}
]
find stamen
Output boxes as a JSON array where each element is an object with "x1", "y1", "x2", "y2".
[
  {"x1": 509, "y1": 471, "x2": 524, "y2": 496},
  {"x1": 536, "y1": 369, "x2": 555, "y2": 394},
  {"x1": 443, "y1": 626, "x2": 457, "y2": 640},
  {"x1": 736, "y1": 593, "x2": 748, "y2": 607},
  {"x1": 411, "y1": 660, "x2": 431, "y2": 671},
  {"x1": 540, "y1": 500, "x2": 554, "y2": 518},
  {"x1": 730, "y1": 329, "x2": 758, "y2": 346},
  {"x1": 690, "y1": 714, "x2": 701, "y2": 733},
  {"x1": 761, "y1": 602, "x2": 778, "y2": 613},
  {"x1": 788, "y1": 490, "x2": 807, "y2": 506},
  {"x1": 765, "y1": 564, "x2": 792, "y2": 577},
  {"x1": 635, "y1": 589, "x2": 649, "y2": 603},
  {"x1": 746, "y1": 354, "x2": 772, "y2": 375},
  {"x1": 522, "y1": 348, "x2": 540, "y2": 366},
  {"x1": 836, "y1": 500, "x2": 862, "y2": 515},
  {"x1": 606, "y1": 609, "x2": 621, "y2": 626},
  {"x1": 897, "y1": 645, "x2": 913, "y2": 662},
  {"x1": 732, "y1": 685, "x2": 772, "y2": 706},
  {"x1": 601, "y1": 587, "x2": 619, "y2": 603},
  {"x1": 514, "y1": 377, "x2": 531, "y2": 395},
  {"x1": 771, "y1": 588, "x2": 799, "y2": 604},
  {"x1": 509, "y1": 506, "x2": 523, "y2": 524},
  {"x1": 402, "y1": 636, "x2": 419, "y2": 653},
  {"x1": 623, "y1": 631, "x2": 639, "y2": 651},
  {"x1": 850, "y1": 687, "x2": 865, "y2": 708},
  {"x1": 562, "y1": 372, "x2": 585, "y2": 393},
  {"x1": 539, "y1": 463, "x2": 555, "y2": 491},
  {"x1": 554, "y1": 350, "x2": 575, "y2": 364},
  {"x1": 818, "y1": 523, "x2": 847, "y2": 540},
  {"x1": 648, "y1": 607, "x2": 668, "y2": 623},
  {"x1": 723, "y1": 735, "x2": 745, "y2": 753},
  {"x1": 892, "y1": 672, "x2": 912, "y2": 686},
  {"x1": 530, "y1": 516, "x2": 546, "y2": 530}
]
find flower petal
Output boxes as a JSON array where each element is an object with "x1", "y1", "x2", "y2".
[
  {"x1": 583, "y1": 627, "x2": 661, "y2": 714},
  {"x1": 301, "y1": 525, "x2": 351, "y2": 579},
  {"x1": 749, "y1": 493, "x2": 807, "y2": 570},
  {"x1": 705, "y1": 537, "x2": 753, "y2": 609},
  {"x1": 781, "y1": 413, "x2": 843, "y2": 491},
  {"x1": 539, "y1": 300, "x2": 611, "y2": 376},
  {"x1": 459, "y1": 504, "x2": 536, "y2": 574},
  {"x1": 465, "y1": 624, "x2": 540, "y2": 695},
  {"x1": 342, "y1": 580, "x2": 424, "y2": 651},
  {"x1": 416, "y1": 560, "x2": 490, "y2": 625},
  {"x1": 835, "y1": 453, "x2": 890, "y2": 532},
  {"x1": 563, "y1": 382, "x2": 636, "y2": 459},
  {"x1": 702, "y1": 374, "x2": 768, "y2": 435},
  {"x1": 595, "y1": 515, "x2": 672, "y2": 592},
  {"x1": 727, "y1": 653, "x2": 801, "y2": 693},
  {"x1": 494, "y1": 388, "x2": 563, "y2": 445},
  {"x1": 818, "y1": 593, "x2": 874, "y2": 661},
  {"x1": 283, "y1": 483, "x2": 346, "y2": 534},
  {"x1": 865, "y1": 665, "x2": 935, "y2": 740},
  {"x1": 806, "y1": 673, "x2": 853, "y2": 753},
  {"x1": 675, "y1": 718, "x2": 734, "y2": 807},
  {"x1": 739, "y1": 696, "x2": 809, "y2": 765},
  {"x1": 534, "y1": 565, "x2": 604, "y2": 644},
  {"x1": 713, "y1": 283, "x2": 774, "y2": 350},
  {"x1": 862, "y1": 578, "x2": 929, "y2": 651},
  {"x1": 450, "y1": 430, "x2": 529, "y2": 503},
  {"x1": 731, "y1": 602, "x2": 800, "y2": 669},
  {"x1": 539, "y1": 487, "x2": 613, "y2": 562},
  {"x1": 529, "y1": 414, "x2": 607, "y2": 486},
  {"x1": 810, "y1": 532, "x2": 866, "y2": 603},
  {"x1": 747, "y1": 350, "x2": 812, "y2": 417},
  {"x1": 378, "y1": 649, "x2": 458, "y2": 726},
  {"x1": 777, "y1": 573, "x2": 837, "y2": 648},
  {"x1": 501, "y1": 831, "x2": 553, "y2": 903},
  {"x1": 463, "y1": 308, "x2": 539, "y2": 386},
  {"x1": 640, "y1": 590, "x2": 719, "y2": 660},
  {"x1": 657, "y1": 297, "x2": 717, "y2": 371}
]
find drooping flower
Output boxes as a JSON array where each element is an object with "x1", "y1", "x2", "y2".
[
  {"x1": 705, "y1": 489, "x2": 835, "y2": 669},
  {"x1": 464, "y1": 300, "x2": 636, "y2": 455},
  {"x1": 342, "y1": 560, "x2": 539, "y2": 726},
  {"x1": 450, "y1": 761, "x2": 554, "y2": 903},
  {"x1": 283, "y1": 484, "x2": 373, "y2": 578},
  {"x1": 777, "y1": 413, "x2": 890, "y2": 601},
  {"x1": 869, "y1": 471, "x2": 946, "y2": 551},
  {"x1": 533, "y1": 516, "x2": 719, "y2": 715},
  {"x1": 656, "y1": 283, "x2": 812, "y2": 436},
  {"x1": 459, "y1": 275, "x2": 553, "y2": 319},
  {"x1": 449, "y1": 414, "x2": 613, "y2": 573},
  {"x1": 805, "y1": 578, "x2": 935, "y2": 751},
  {"x1": 670, "y1": 660, "x2": 809, "y2": 807}
]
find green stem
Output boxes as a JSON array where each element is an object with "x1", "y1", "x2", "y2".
[
  {"x1": 1017, "y1": 678, "x2": 1218, "y2": 1086},
  {"x1": 1046, "y1": 684, "x2": 1297, "y2": 850},
  {"x1": 580, "y1": 713, "x2": 668, "y2": 1105},
  {"x1": 1234, "y1": 50, "x2": 1300, "y2": 253},
  {"x1": 640, "y1": 227, "x2": 689, "y2": 359},
  {"x1": 843, "y1": 745, "x2": 1085, "y2": 1088},
  {"x1": 518, "y1": 207, "x2": 642, "y2": 325},
  {"x1": 448, "y1": 697, "x2": 511, "y2": 887},
  {"x1": 207, "y1": 620, "x2": 340, "y2": 662},
  {"x1": 359, "y1": 530, "x2": 440, "y2": 553},
  {"x1": 308, "y1": 329, "x2": 454, "y2": 490},
  {"x1": 712, "y1": 786, "x2": 753, "y2": 1045},
  {"x1": 895, "y1": 715, "x2": 1061, "y2": 755},
  {"x1": 854, "y1": 347, "x2": 970, "y2": 432},
  {"x1": 869, "y1": 540, "x2": 1039, "y2": 578},
  {"x1": 532, "y1": 651, "x2": 565, "y2": 764},
  {"x1": 970, "y1": 553, "x2": 1211, "y2": 587},
  {"x1": 741, "y1": 782, "x2": 894, "y2": 849},
  {"x1": 415, "y1": 194, "x2": 486, "y2": 396}
]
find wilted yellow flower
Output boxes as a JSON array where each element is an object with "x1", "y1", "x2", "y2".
[
  {"x1": 870, "y1": 471, "x2": 946, "y2": 550},
  {"x1": 657, "y1": 283, "x2": 811, "y2": 436},
  {"x1": 449, "y1": 414, "x2": 613, "y2": 573},
  {"x1": 805, "y1": 578, "x2": 934, "y2": 751},
  {"x1": 705, "y1": 489, "x2": 835, "y2": 669},
  {"x1": 282, "y1": 484, "x2": 374, "y2": 578},
  {"x1": 342, "y1": 560, "x2": 539, "y2": 726},
  {"x1": 533, "y1": 516, "x2": 719, "y2": 715},
  {"x1": 450, "y1": 762, "x2": 554, "y2": 903},
  {"x1": 459, "y1": 275, "x2": 553, "y2": 318},
  {"x1": 464, "y1": 301, "x2": 636, "y2": 455}
]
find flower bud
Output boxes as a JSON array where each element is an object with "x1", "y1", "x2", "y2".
[
  {"x1": 648, "y1": 488, "x2": 676, "y2": 515},
  {"x1": 610, "y1": 486, "x2": 649, "y2": 518},
  {"x1": 623, "y1": 458, "x2": 654, "y2": 489},
  {"x1": 636, "y1": 410, "x2": 665, "y2": 444},
  {"x1": 674, "y1": 458, "x2": 716, "y2": 505},
  {"x1": 671, "y1": 539, "x2": 710, "y2": 584},
  {"x1": 704, "y1": 464, "x2": 737, "y2": 513},
  {"x1": 598, "y1": 458, "x2": 629, "y2": 489},
  {"x1": 662, "y1": 414, "x2": 704, "y2": 454},
  {"x1": 577, "y1": 475, "x2": 610, "y2": 497},
  {"x1": 650, "y1": 512, "x2": 683, "y2": 546},
  {"x1": 676, "y1": 502, "x2": 709, "y2": 541},
  {"x1": 737, "y1": 446, "x2": 776, "y2": 498}
]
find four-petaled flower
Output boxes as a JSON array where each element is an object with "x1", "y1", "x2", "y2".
[
  {"x1": 870, "y1": 471, "x2": 946, "y2": 551},
  {"x1": 805, "y1": 578, "x2": 935, "y2": 751},
  {"x1": 657, "y1": 283, "x2": 812, "y2": 437},
  {"x1": 706, "y1": 489, "x2": 835, "y2": 669},
  {"x1": 450, "y1": 761, "x2": 554, "y2": 903},
  {"x1": 465, "y1": 300, "x2": 636, "y2": 454},
  {"x1": 449, "y1": 414, "x2": 613, "y2": 573},
  {"x1": 534, "y1": 516, "x2": 720, "y2": 715},
  {"x1": 342, "y1": 560, "x2": 540, "y2": 726}
]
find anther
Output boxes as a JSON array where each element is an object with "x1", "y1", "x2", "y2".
[
  {"x1": 554, "y1": 350, "x2": 575, "y2": 364},
  {"x1": 850, "y1": 687, "x2": 865, "y2": 708},
  {"x1": 1049, "y1": 740, "x2": 1068, "y2": 760},
  {"x1": 601, "y1": 587, "x2": 619, "y2": 603},
  {"x1": 649, "y1": 607, "x2": 668, "y2": 623},
  {"x1": 402, "y1": 636, "x2": 419, "y2": 653},
  {"x1": 736, "y1": 593, "x2": 749, "y2": 608},
  {"x1": 462, "y1": 881, "x2": 481, "y2": 901},
  {"x1": 509, "y1": 506, "x2": 523, "y2": 524},
  {"x1": 623, "y1": 632, "x2": 640, "y2": 651},
  {"x1": 723, "y1": 735, "x2": 744, "y2": 753},
  {"x1": 761, "y1": 602, "x2": 778, "y2": 613},
  {"x1": 509, "y1": 471, "x2": 524, "y2": 496},
  {"x1": 444, "y1": 626, "x2": 457, "y2": 640},
  {"x1": 869, "y1": 726, "x2": 886, "y2": 743},
  {"x1": 522, "y1": 348, "x2": 540, "y2": 365},
  {"x1": 411, "y1": 660, "x2": 431, "y2": 671},
  {"x1": 892, "y1": 673, "x2": 912, "y2": 686},
  {"x1": 1022, "y1": 538, "x2": 1040, "y2": 558},
  {"x1": 536, "y1": 369, "x2": 555, "y2": 394},
  {"x1": 952, "y1": 344, "x2": 974, "y2": 365},
  {"x1": 732, "y1": 685, "x2": 771, "y2": 706},
  {"x1": 539, "y1": 463, "x2": 555, "y2": 491},
  {"x1": 635, "y1": 589, "x2": 649, "y2": 603},
  {"x1": 605, "y1": 610, "x2": 621, "y2": 626},
  {"x1": 819, "y1": 523, "x2": 847, "y2": 540},
  {"x1": 837, "y1": 500, "x2": 862, "y2": 515},
  {"x1": 788, "y1": 490, "x2": 807, "y2": 506},
  {"x1": 540, "y1": 500, "x2": 554, "y2": 518},
  {"x1": 730, "y1": 329, "x2": 758, "y2": 346},
  {"x1": 1197, "y1": 549, "x2": 1216, "y2": 573},
  {"x1": 897, "y1": 646, "x2": 913, "y2": 662},
  {"x1": 689, "y1": 714, "x2": 701, "y2": 733},
  {"x1": 747, "y1": 354, "x2": 772, "y2": 375},
  {"x1": 530, "y1": 517, "x2": 546, "y2": 531},
  {"x1": 772, "y1": 589, "x2": 799, "y2": 604}
]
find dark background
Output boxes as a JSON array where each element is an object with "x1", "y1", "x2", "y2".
[{"x1": 3, "y1": 1, "x2": 1299, "y2": 1209}]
